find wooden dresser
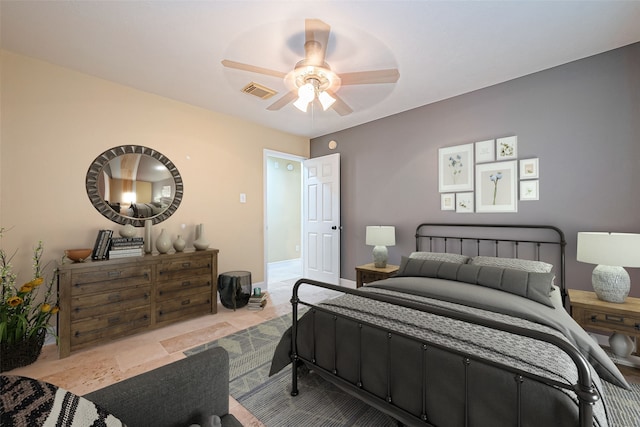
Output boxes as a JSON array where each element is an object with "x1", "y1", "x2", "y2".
[{"x1": 57, "y1": 249, "x2": 218, "y2": 358}]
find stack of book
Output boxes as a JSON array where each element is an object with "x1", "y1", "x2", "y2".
[
  {"x1": 247, "y1": 291, "x2": 268, "y2": 311},
  {"x1": 108, "y1": 237, "x2": 144, "y2": 259},
  {"x1": 91, "y1": 230, "x2": 113, "y2": 260}
]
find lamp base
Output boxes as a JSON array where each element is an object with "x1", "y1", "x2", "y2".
[
  {"x1": 372, "y1": 245, "x2": 388, "y2": 268},
  {"x1": 609, "y1": 333, "x2": 635, "y2": 358},
  {"x1": 592, "y1": 265, "x2": 630, "y2": 303}
]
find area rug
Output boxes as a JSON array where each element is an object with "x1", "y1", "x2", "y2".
[{"x1": 185, "y1": 313, "x2": 640, "y2": 427}]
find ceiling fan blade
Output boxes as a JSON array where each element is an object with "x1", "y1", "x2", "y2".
[
  {"x1": 305, "y1": 19, "x2": 330, "y2": 66},
  {"x1": 221, "y1": 59, "x2": 287, "y2": 79},
  {"x1": 339, "y1": 69, "x2": 400, "y2": 85},
  {"x1": 266, "y1": 91, "x2": 297, "y2": 111},
  {"x1": 325, "y1": 90, "x2": 353, "y2": 116}
]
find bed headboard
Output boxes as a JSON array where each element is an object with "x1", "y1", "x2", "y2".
[{"x1": 415, "y1": 223, "x2": 567, "y2": 305}]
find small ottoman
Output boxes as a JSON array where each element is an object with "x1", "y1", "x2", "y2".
[{"x1": 217, "y1": 270, "x2": 252, "y2": 310}]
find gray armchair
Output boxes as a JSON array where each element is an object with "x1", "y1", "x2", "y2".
[{"x1": 84, "y1": 347, "x2": 242, "y2": 427}]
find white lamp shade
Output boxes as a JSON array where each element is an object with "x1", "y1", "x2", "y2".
[
  {"x1": 318, "y1": 90, "x2": 336, "y2": 110},
  {"x1": 577, "y1": 232, "x2": 640, "y2": 267},
  {"x1": 366, "y1": 226, "x2": 396, "y2": 246}
]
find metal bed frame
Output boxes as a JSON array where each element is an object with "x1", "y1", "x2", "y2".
[{"x1": 289, "y1": 224, "x2": 599, "y2": 427}]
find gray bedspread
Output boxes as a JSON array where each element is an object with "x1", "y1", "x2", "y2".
[{"x1": 271, "y1": 276, "x2": 629, "y2": 427}]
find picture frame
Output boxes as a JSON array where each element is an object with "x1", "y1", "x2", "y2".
[
  {"x1": 520, "y1": 180, "x2": 539, "y2": 201},
  {"x1": 475, "y1": 139, "x2": 495, "y2": 163},
  {"x1": 438, "y1": 143, "x2": 474, "y2": 192},
  {"x1": 456, "y1": 192, "x2": 474, "y2": 213},
  {"x1": 496, "y1": 136, "x2": 517, "y2": 161},
  {"x1": 475, "y1": 160, "x2": 518, "y2": 213},
  {"x1": 519, "y1": 158, "x2": 539, "y2": 179},
  {"x1": 441, "y1": 193, "x2": 455, "y2": 211}
]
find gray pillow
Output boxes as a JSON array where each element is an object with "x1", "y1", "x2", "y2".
[
  {"x1": 396, "y1": 257, "x2": 555, "y2": 307},
  {"x1": 469, "y1": 256, "x2": 553, "y2": 273},
  {"x1": 409, "y1": 251, "x2": 470, "y2": 264}
]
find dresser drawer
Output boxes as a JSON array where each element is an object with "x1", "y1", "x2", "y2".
[
  {"x1": 71, "y1": 264, "x2": 152, "y2": 296},
  {"x1": 71, "y1": 285, "x2": 151, "y2": 321},
  {"x1": 577, "y1": 308, "x2": 640, "y2": 336},
  {"x1": 157, "y1": 255, "x2": 212, "y2": 282},
  {"x1": 156, "y1": 292, "x2": 212, "y2": 324},
  {"x1": 71, "y1": 307, "x2": 151, "y2": 348},
  {"x1": 156, "y1": 276, "x2": 212, "y2": 301}
]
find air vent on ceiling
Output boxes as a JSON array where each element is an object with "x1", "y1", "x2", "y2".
[{"x1": 242, "y1": 82, "x2": 277, "y2": 100}]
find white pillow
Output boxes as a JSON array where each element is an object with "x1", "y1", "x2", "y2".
[
  {"x1": 469, "y1": 256, "x2": 553, "y2": 273},
  {"x1": 409, "y1": 251, "x2": 469, "y2": 264}
]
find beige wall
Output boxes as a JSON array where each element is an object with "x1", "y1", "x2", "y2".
[{"x1": 0, "y1": 51, "x2": 309, "y2": 284}]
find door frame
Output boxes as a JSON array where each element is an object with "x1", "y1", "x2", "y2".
[{"x1": 263, "y1": 149, "x2": 306, "y2": 289}]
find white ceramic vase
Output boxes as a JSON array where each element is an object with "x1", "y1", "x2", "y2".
[
  {"x1": 173, "y1": 235, "x2": 186, "y2": 252},
  {"x1": 156, "y1": 229, "x2": 172, "y2": 254},
  {"x1": 193, "y1": 223, "x2": 210, "y2": 251},
  {"x1": 144, "y1": 220, "x2": 153, "y2": 254}
]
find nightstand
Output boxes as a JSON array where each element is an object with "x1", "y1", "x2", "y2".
[
  {"x1": 355, "y1": 263, "x2": 399, "y2": 288},
  {"x1": 569, "y1": 289, "x2": 640, "y2": 356}
]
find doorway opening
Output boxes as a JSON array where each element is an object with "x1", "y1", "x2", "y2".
[{"x1": 264, "y1": 150, "x2": 304, "y2": 295}]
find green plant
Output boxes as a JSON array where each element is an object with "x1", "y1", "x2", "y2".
[{"x1": 0, "y1": 228, "x2": 58, "y2": 344}]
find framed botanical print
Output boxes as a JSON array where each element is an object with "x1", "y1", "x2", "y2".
[
  {"x1": 519, "y1": 158, "x2": 539, "y2": 179},
  {"x1": 496, "y1": 136, "x2": 517, "y2": 161},
  {"x1": 520, "y1": 180, "x2": 539, "y2": 200},
  {"x1": 441, "y1": 193, "x2": 455, "y2": 211},
  {"x1": 438, "y1": 143, "x2": 474, "y2": 192},
  {"x1": 475, "y1": 139, "x2": 495, "y2": 163},
  {"x1": 475, "y1": 160, "x2": 518, "y2": 213},
  {"x1": 456, "y1": 192, "x2": 474, "y2": 213}
]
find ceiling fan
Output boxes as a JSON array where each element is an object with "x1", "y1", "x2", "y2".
[{"x1": 221, "y1": 19, "x2": 400, "y2": 116}]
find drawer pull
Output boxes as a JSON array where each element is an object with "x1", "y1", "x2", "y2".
[
  {"x1": 635, "y1": 324, "x2": 640, "y2": 331},
  {"x1": 605, "y1": 314, "x2": 625, "y2": 323},
  {"x1": 108, "y1": 271, "x2": 121, "y2": 278},
  {"x1": 590, "y1": 315, "x2": 597, "y2": 323},
  {"x1": 181, "y1": 299, "x2": 191, "y2": 306},
  {"x1": 108, "y1": 317, "x2": 120, "y2": 324},
  {"x1": 181, "y1": 281, "x2": 191, "y2": 287},
  {"x1": 182, "y1": 262, "x2": 191, "y2": 268}
]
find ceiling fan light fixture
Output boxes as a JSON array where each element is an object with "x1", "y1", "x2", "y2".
[
  {"x1": 293, "y1": 96, "x2": 311, "y2": 112},
  {"x1": 293, "y1": 81, "x2": 317, "y2": 112},
  {"x1": 298, "y1": 82, "x2": 316, "y2": 102},
  {"x1": 318, "y1": 90, "x2": 336, "y2": 110}
]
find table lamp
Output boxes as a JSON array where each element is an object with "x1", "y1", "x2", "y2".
[
  {"x1": 366, "y1": 226, "x2": 396, "y2": 268},
  {"x1": 577, "y1": 232, "x2": 640, "y2": 303}
]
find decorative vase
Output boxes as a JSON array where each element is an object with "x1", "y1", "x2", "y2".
[
  {"x1": 144, "y1": 220, "x2": 153, "y2": 254},
  {"x1": 193, "y1": 223, "x2": 210, "y2": 251},
  {"x1": 0, "y1": 329, "x2": 46, "y2": 373},
  {"x1": 120, "y1": 223, "x2": 136, "y2": 238},
  {"x1": 173, "y1": 235, "x2": 186, "y2": 252},
  {"x1": 156, "y1": 229, "x2": 172, "y2": 254}
]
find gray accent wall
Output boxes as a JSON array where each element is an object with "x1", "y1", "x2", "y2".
[{"x1": 311, "y1": 42, "x2": 640, "y2": 295}]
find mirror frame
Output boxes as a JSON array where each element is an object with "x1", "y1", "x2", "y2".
[{"x1": 86, "y1": 145, "x2": 184, "y2": 227}]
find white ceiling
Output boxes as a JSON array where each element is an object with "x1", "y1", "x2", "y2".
[{"x1": 2, "y1": 1, "x2": 640, "y2": 138}]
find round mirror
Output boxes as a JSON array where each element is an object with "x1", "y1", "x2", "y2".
[{"x1": 86, "y1": 146, "x2": 183, "y2": 227}]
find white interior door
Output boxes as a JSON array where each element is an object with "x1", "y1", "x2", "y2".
[{"x1": 303, "y1": 153, "x2": 341, "y2": 285}]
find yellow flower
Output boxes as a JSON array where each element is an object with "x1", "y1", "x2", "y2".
[
  {"x1": 51, "y1": 306, "x2": 60, "y2": 314},
  {"x1": 7, "y1": 296, "x2": 23, "y2": 307},
  {"x1": 19, "y1": 283, "x2": 34, "y2": 293},
  {"x1": 30, "y1": 277, "x2": 44, "y2": 287},
  {"x1": 41, "y1": 303, "x2": 51, "y2": 313}
]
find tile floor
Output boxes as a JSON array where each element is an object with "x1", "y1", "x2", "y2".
[{"x1": 5, "y1": 261, "x2": 340, "y2": 426}]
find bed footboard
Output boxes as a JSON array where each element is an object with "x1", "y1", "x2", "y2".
[{"x1": 289, "y1": 279, "x2": 599, "y2": 427}]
